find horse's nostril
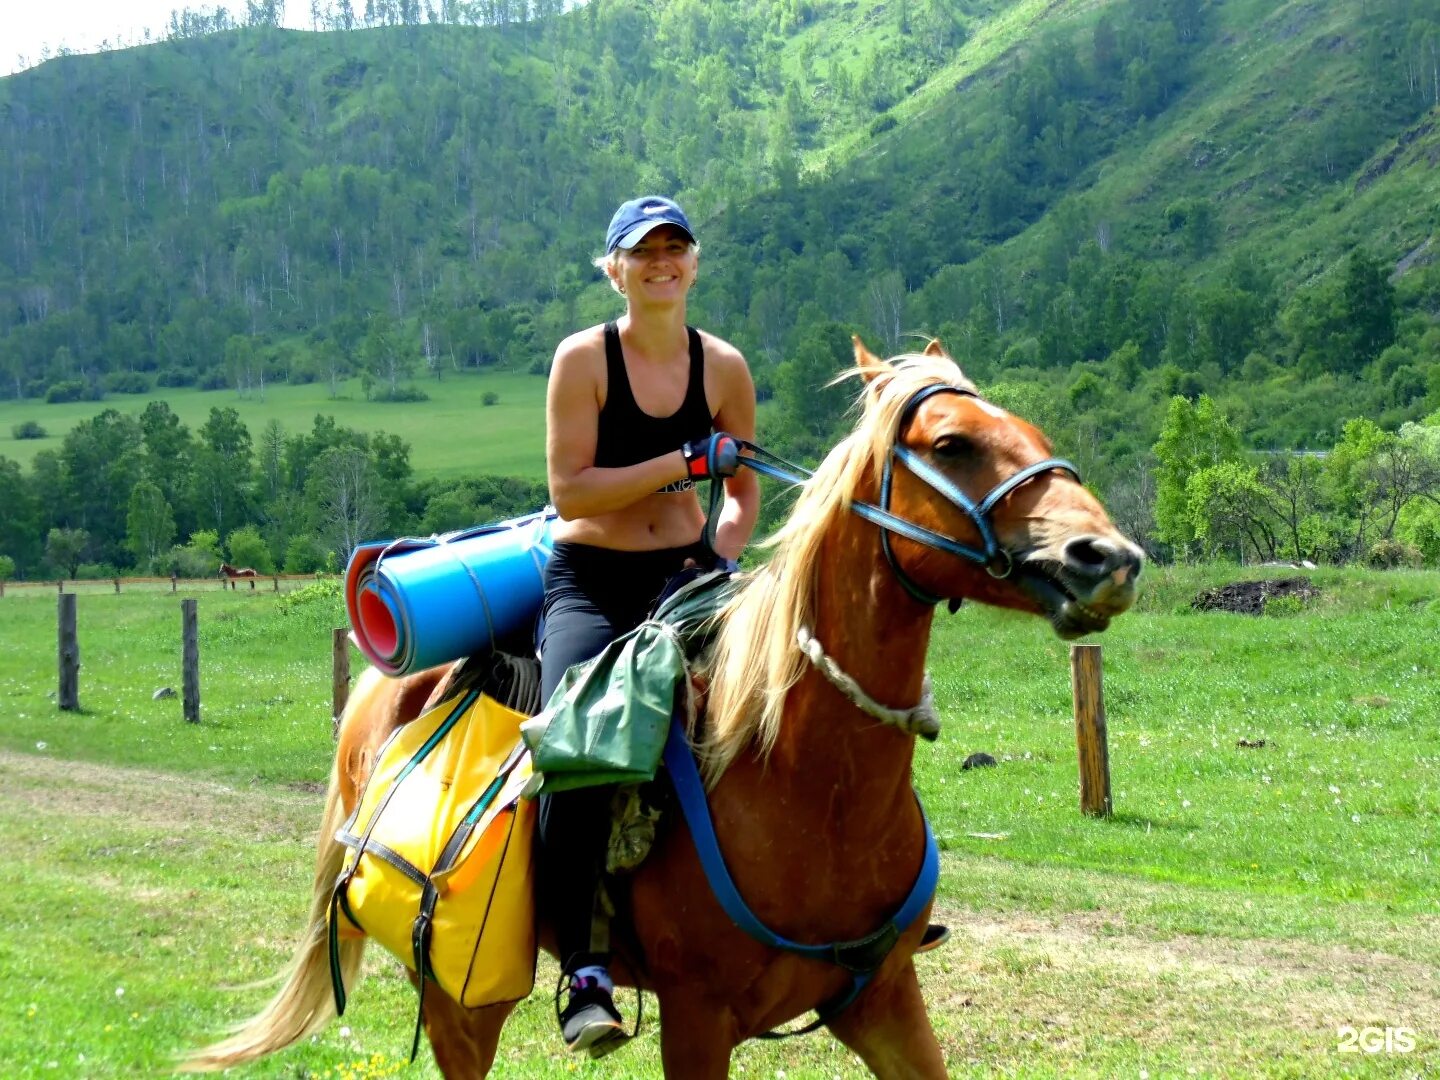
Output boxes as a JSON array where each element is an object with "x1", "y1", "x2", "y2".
[
  {"x1": 1064, "y1": 537, "x2": 1110, "y2": 569},
  {"x1": 1063, "y1": 536, "x2": 1142, "y2": 579}
]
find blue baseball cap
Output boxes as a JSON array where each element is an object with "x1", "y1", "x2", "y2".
[{"x1": 605, "y1": 196, "x2": 696, "y2": 254}]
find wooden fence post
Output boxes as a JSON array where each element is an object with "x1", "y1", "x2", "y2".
[
  {"x1": 272, "y1": 575, "x2": 279, "y2": 592},
  {"x1": 114, "y1": 577, "x2": 121, "y2": 594},
  {"x1": 332, "y1": 628, "x2": 351, "y2": 738},
  {"x1": 1070, "y1": 643, "x2": 1112, "y2": 817},
  {"x1": 58, "y1": 593, "x2": 79, "y2": 711},
  {"x1": 182, "y1": 598, "x2": 200, "y2": 724}
]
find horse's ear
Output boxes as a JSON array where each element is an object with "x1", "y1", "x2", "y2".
[
  {"x1": 923, "y1": 338, "x2": 948, "y2": 358},
  {"x1": 853, "y1": 336, "x2": 890, "y2": 384}
]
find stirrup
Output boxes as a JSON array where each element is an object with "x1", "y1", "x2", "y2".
[
  {"x1": 916, "y1": 923, "x2": 950, "y2": 954},
  {"x1": 554, "y1": 972, "x2": 642, "y2": 1060}
]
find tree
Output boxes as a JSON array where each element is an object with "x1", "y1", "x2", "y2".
[
  {"x1": 767, "y1": 321, "x2": 854, "y2": 461},
  {"x1": 0, "y1": 457, "x2": 41, "y2": 575},
  {"x1": 58, "y1": 410, "x2": 145, "y2": 566},
  {"x1": 306, "y1": 446, "x2": 386, "y2": 562},
  {"x1": 46, "y1": 527, "x2": 90, "y2": 578},
  {"x1": 193, "y1": 407, "x2": 254, "y2": 537},
  {"x1": 1325, "y1": 418, "x2": 1391, "y2": 556},
  {"x1": 1152, "y1": 394, "x2": 1243, "y2": 554},
  {"x1": 125, "y1": 480, "x2": 176, "y2": 571},
  {"x1": 361, "y1": 314, "x2": 413, "y2": 397},
  {"x1": 1261, "y1": 453, "x2": 1326, "y2": 563},
  {"x1": 139, "y1": 401, "x2": 196, "y2": 534},
  {"x1": 1184, "y1": 460, "x2": 1278, "y2": 562},
  {"x1": 1340, "y1": 249, "x2": 1397, "y2": 366}
]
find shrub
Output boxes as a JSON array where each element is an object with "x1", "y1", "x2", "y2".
[
  {"x1": 103, "y1": 371, "x2": 153, "y2": 394},
  {"x1": 225, "y1": 525, "x2": 275, "y2": 574},
  {"x1": 156, "y1": 368, "x2": 195, "y2": 388},
  {"x1": 1263, "y1": 594, "x2": 1307, "y2": 617},
  {"x1": 0, "y1": 555, "x2": 14, "y2": 581},
  {"x1": 482, "y1": 391, "x2": 500, "y2": 406},
  {"x1": 12, "y1": 420, "x2": 46, "y2": 439},
  {"x1": 373, "y1": 385, "x2": 430, "y2": 403},
  {"x1": 283, "y1": 535, "x2": 327, "y2": 574},
  {"x1": 1366, "y1": 539, "x2": 1422, "y2": 569},
  {"x1": 75, "y1": 562, "x2": 123, "y2": 580},
  {"x1": 45, "y1": 381, "x2": 87, "y2": 404},
  {"x1": 869, "y1": 114, "x2": 898, "y2": 136},
  {"x1": 197, "y1": 370, "x2": 230, "y2": 391}
]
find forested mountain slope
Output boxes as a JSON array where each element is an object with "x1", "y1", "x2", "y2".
[{"x1": 0, "y1": 0, "x2": 1437, "y2": 576}]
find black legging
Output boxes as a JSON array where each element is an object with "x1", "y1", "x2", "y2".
[{"x1": 537, "y1": 540, "x2": 709, "y2": 972}]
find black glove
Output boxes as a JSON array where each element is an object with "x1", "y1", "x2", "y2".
[{"x1": 681, "y1": 432, "x2": 740, "y2": 480}]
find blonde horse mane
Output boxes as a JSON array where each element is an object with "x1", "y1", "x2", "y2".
[{"x1": 698, "y1": 347, "x2": 973, "y2": 786}]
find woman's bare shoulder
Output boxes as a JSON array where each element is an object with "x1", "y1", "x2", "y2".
[
  {"x1": 694, "y1": 328, "x2": 748, "y2": 371},
  {"x1": 550, "y1": 324, "x2": 609, "y2": 380}
]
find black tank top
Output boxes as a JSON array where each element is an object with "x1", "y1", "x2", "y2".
[{"x1": 593, "y1": 322, "x2": 713, "y2": 478}]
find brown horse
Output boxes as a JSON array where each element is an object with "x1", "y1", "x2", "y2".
[
  {"x1": 218, "y1": 563, "x2": 259, "y2": 591},
  {"x1": 183, "y1": 339, "x2": 1142, "y2": 1077}
]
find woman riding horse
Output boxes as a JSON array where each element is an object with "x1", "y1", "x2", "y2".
[{"x1": 184, "y1": 339, "x2": 1142, "y2": 1078}]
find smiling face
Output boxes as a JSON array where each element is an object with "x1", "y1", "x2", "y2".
[{"x1": 609, "y1": 223, "x2": 697, "y2": 302}]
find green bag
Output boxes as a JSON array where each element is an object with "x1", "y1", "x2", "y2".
[{"x1": 526, "y1": 570, "x2": 741, "y2": 795}]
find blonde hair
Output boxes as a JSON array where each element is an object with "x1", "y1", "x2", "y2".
[{"x1": 696, "y1": 351, "x2": 972, "y2": 786}]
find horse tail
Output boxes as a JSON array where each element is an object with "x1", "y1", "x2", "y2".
[{"x1": 178, "y1": 670, "x2": 387, "y2": 1071}]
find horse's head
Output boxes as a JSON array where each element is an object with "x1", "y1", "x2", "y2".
[{"x1": 848, "y1": 338, "x2": 1142, "y2": 637}]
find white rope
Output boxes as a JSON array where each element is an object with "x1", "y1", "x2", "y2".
[{"x1": 796, "y1": 626, "x2": 941, "y2": 741}]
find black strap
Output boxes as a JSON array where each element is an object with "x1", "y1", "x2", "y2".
[
  {"x1": 685, "y1": 325, "x2": 709, "y2": 418},
  {"x1": 602, "y1": 321, "x2": 632, "y2": 412}
]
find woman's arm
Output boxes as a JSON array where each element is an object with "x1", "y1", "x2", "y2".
[
  {"x1": 545, "y1": 336, "x2": 691, "y2": 521},
  {"x1": 707, "y1": 342, "x2": 760, "y2": 562}
]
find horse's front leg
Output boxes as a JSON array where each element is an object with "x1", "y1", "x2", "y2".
[
  {"x1": 657, "y1": 989, "x2": 736, "y2": 1079},
  {"x1": 826, "y1": 961, "x2": 947, "y2": 1079}
]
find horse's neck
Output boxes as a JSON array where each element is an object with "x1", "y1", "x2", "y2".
[{"x1": 772, "y1": 520, "x2": 935, "y2": 810}]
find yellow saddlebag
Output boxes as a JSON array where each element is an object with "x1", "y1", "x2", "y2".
[{"x1": 327, "y1": 687, "x2": 537, "y2": 1041}]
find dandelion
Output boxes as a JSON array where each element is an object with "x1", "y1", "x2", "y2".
[
  {"x1": 115, "y1": 986, "x2": 125, "y2": 998},
  {"x1": 35, "y1": 741, "x2": 47, "y2": 751},
  {"x1": 1351, "y1": 814, "x2": 1361, "y2": 823}
]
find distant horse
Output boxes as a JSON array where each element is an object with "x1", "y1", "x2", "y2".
[
  {"x1": 218, "y1": 563, "x2": 259, "y2": 590},
  {"x1": 184, "y1": 339, "x2": 1143, "y2": 1077}
]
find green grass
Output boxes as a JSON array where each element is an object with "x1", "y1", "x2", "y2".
[
  {"x1": 1, "y1": 566, "x2": 1438, "y2": 1076},
  {"x1": 0, "y1": 370, "x2": 549, "y2": 482}
]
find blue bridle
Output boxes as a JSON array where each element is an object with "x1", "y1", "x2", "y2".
[{"x1": 736, "y1": 382, "x2": 1082, "y2": 606}]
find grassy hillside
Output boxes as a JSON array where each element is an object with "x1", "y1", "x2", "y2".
[{"x1": 0, "y1": 370, "x2": 549, "y2": 481}]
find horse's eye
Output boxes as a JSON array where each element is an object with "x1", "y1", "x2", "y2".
[{"x1": 933, "y1": 434, "x2": 972, "y2": 459}]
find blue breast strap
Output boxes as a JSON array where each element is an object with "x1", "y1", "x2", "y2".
[{"x1": 662, "y1": 718, "x2": 940, "y2": 1037}]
